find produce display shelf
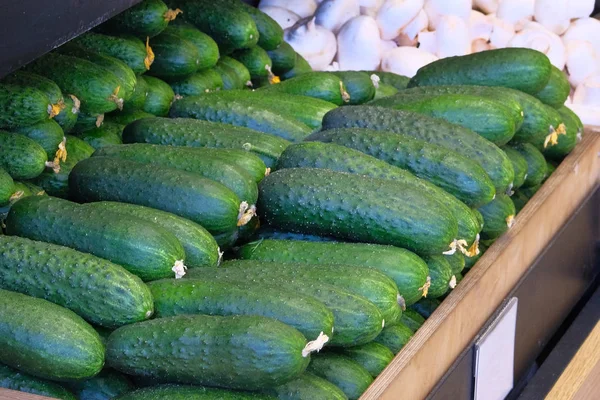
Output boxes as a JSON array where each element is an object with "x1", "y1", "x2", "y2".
[{"x1": 362, "y1": 127, "x2": 600, "y2": 400}]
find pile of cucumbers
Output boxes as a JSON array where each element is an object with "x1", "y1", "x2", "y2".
[{"x1": 0, "y1": 0, "x2": 585, "y2": 398}]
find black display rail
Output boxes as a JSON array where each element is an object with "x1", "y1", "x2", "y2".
[{"x1": 0, "y1": 0, "x2": 142, "y2": 78}]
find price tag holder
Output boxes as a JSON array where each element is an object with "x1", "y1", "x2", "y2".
[{"x1": 474, "y1": 297, "x2": 518, "y2": 400}]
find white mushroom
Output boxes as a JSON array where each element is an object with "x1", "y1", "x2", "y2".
[
  {"x1": 572, "y1": 73, "x2": 600, "y2": 105},
  {"x1": 259, "y1": 0, "x2": 318, "y2": 18},
  {"x1": 400, "y1": 9, "x2": 429, "y2": 42},
  {"x1": 260, "y1": 6, "x2": 301, "y2": 30},
  {"x1": 417, "y1": 31, "x2": 437, "y2": 54},
  {"x1": 376, "y1": 0, "x2": 424, "y2": 40},
  {"x1": 562, "y1": 18, "x2": 600, "y2": 57},
  {"x1": 533, "y1": 0, "x2": 570, "y2": 35},
  {"x1": 285, "y1": 17, "x2": 337, "y2": 71},
  {"x1": 380, "y1": 39, "x2": 399, "y2": 53},
  {"x1": 324, "y1": 61, "x2": 341, "y2": 71},
  {"x1": 566, "y1": 103, "x2": 600, "y2": 125},
  {"x1": 314, "y1": 0, "x2": 360, "y2": 34},
  {"x1": 565, "y1": 40, "x2": 600, "y2": 87},
  {"x1": 488, "y1": 16, "x2": 515, "y2": 48},
  {"x1": 423, "y1": 0, "x2": 471, "y2": 30},
  {"x1": 496, "y1": 0, "x2": 534, "y2": 31},
  {"x1": 435, "y1": 15, "x2": 471, "y2": 58},
  {"x1": 473, "y1": 0, "x2": 498, "y2": 14},
  {"x1": 359, "y1": 0, "x2": 385, "y2": 17},
  {"x1": 568, "y1": 0, "x2": 595, "y2": 19},
  {"x1": 508, "y1": 22, "x2": 566, "y2": 69},
  {"x1": 472, "y1": 39, "x2": 492, "y2": 53},
  {"x1": 381, "y1": 46, "x2": 438, "y2": 77},
  {"x1": 337, "y1": 16, "x2": 383, "y2": 70},
  {"x1": 469, "y1": 10, "x2": 493, "y2": 42}
]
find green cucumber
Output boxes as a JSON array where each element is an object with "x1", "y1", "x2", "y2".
[
  {"x1": 142, "y1": 75, "x2": 175, "y2": 116},
  {"x1": 321, "y1": 106, "x2": 514, "y2": 193},
  {"x1": 148, "y1": 278, "x2": 334, "y2": 341},
  {"x1": 72, "y1": 32, "x2": 151, "y2": 74},
  {"x1": 166, "y1": 0, "x2": 258, "y2": 54},
  {"x1": 374, "y1": 322, "x2": 414, "y2": 354},
  {"x1": 445, "y1": 252, "x2": 465, "y2": 276},
  {"x1": 366, "y1": 71, "x2": 410, "y2": 90},
  {"x1": 122, "y1": 75, "x2": 149, "y2": 112},
  {"x1": 477, "y1": 194, "x2": 516, "y2": 240},
  {"x1": 198, "y1": 148, "x2": 269, "y2": 183},
  {"x1": 73, "y1": 112, "x2": 105, "y2": 133},
  {"x1": 217, "y1": 56, "x2": 253, "y2": 88},
  {"x1": 117, "y1": 385, "x2": 275, "y2": 400},
  {"x1": 99, "y1": 0, "x2": 175, "y2": 38},
  {"x1": 121, "y1": 117, "x2": 290, "y2": 169},
  {"x1": 166, "y1": 21, "x2": 220, "y2": 70},
  {"x1": 213, "y1": 229, "x2": 239, "y2": 251},
  {"x1": 14, "y1": 119, "x2": 64, "y2": 161},
  {"x1": 237, "y1": 239, "x2": 428, "y2": 307},
  {"x1": 410, "y1": 298, "x2": 440, "y2": 319},
  {"x1": 546, "y1": 160, "x2": 557, "y2": 179},
  {"x1": 169, "y1": 94, "x2": 313, "y2": 142},
  {"x1": 464, "y1": 241, "x2": 487, "y2": 269},
  {"x1": 544, "y1": 106, "x2": 581, "y2": 160},
  {"x1": 259, "y1": 167, "x2": 459, "y2": 255},
  {"x1": 54, "y1": 95, "x2": 80, "y2": 133},
  {"x1": 281, "y1": 53, "x2": 312, "y2": 80},
  {"x1": 70, "y1": 156, "x2": 243, "y2": 234},
  {"x1": 170, "y1": 70, "x2": 224, "y2": 96},
  {"x1": 82, "y1": 201, "x2": 219, "y2": 268},
  {"x1": 0, "y1": 83, "x2": 53, "y2": 127},
  {"x1": 501, "y1": 146, "x2": 529, "y2": 190},
  {"x1": 512, "y1": 190, "x2": 530, "y2": 214},
  {"x1": 399, "y1": 309, "x2": 425, "y2": 332},
  {"x1": 338, "y1": 342, "x2": 394, "y2": 377},
  {"x1": 374, "y1": 82, "x2": 399, "y2": 99},
  {"x1": 408, "y1": 48, "x2": 552, "y2": 94},
  {"x1": 220, "y1": 259, "x2": 401, "y2": 323},
  {"x1": 509, "y1": 143, "x2": 548, "y2": 188},
  {"x1": 0, "y1": 289, "x2": 104, "y2": 381},
  {"x1": 425, "y1": 255, "x2": 455, "y2": 298},
  {"x1": 105, "y1": 109, "x2": 155, "y2": 126},
  {"x1": 66, "y1": 369, "x2": 134, "y2": 400},
  {"x1": 0, "y1": 363, "x2": 76, "y2": 400},
  {"x1": 261, "y1": 72, "x2": 349, "y2": 105},
  {"x1": 6, "y1": 196, "x2": 186, "y2": 281},
  {"x1": 231, "y1": 46, "x2": 273, "y2": 79},
  {"x1": 3, "y1": 71, "x2": 65, "y2": 112},
  {"x1": 107, "y1": 314, "x2": 310, "y2": 389},
  {"x1": 534, "y1": 65, "x2": 570, "y2": 108},
  {"x1": 147, "y1": 32, "x2": 201, "y2": 79},
  {"x1": 239, "y1": 1, "x2": 283, "y2": 50},
  {"x1": 276, "y1": 141, "x2": 481, "y2": 244},
  {"x1": 519, "y1": 184, "x2": 542, "y2": 199},
  {"x1": 214, "y1": 62, "x2": 245, "y2": 90},
  {"x1": 0, "y1": 168, "x2": 15, "y2": 205},
  {"x1": 250, "y1": 228, "x2": 338, "y2": 243},
  {"x1": 267, "y1": 41, "x2": 296, "y2": 75},
  {"x1": 25, "y1": 53, "x2": 124, "y2": 113},
  {"x1": 79, "y1": 123, "x2": 124, "y2": 149},
  {"x1": 330, "y1": 71, "x2": 376, "y2": 105},
  {"x1": 307, "y1": 354, "x2": 373, "y2": 400},
  {"x1": 308, "y1": 128, "x2": 495, "y2": 208},
  {"x1": 265, "y1": 372, "x2": 347, "y2": 400},
  {"x1": 0, "y1": 131, "x2": 48, "y2": 180}
]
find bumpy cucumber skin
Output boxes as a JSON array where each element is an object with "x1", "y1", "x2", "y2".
[
  {"x1": 365, "y1": 71, "x2": 410, "y2": 90},
  {"x1": 0, "y1": 131, "x2": 47, "y2": 180},
  {"x1": 231, "y1": 46, "x2": 273, "y2": 79},
  {"x1": 72, "y1": 32, "x2": 149, "y2": 74},
  {"x1": 501, "y1": 146, "x2": 529, "y2": 190},
  {"x1": 142, "y1": 75, "x2": 175, "y2": 116},
  {"x1": 99, "y1": 0, "x2": 171, "y2": 38},
  {"x1": 374, "y1": 322, "x2": 414, "y2": 354},
  {"x1": 237, "y1": 239, "x2": 428, "y2": 307},
  {"x1": 338, "y1": 342, "x2": 394, "y2": 377},
  {"x1": 250, "y1": 228, "x2": 338, "y2": 243},
  {"x1": 107, "y1": 314, "x2": 309, "y2": 390},
  {"x1": 72, "y1": 112, "x2": 104, "y2": 133},
  {"x1": 0, "y1": 289, "x2": 105, "y2": 381},
  {"x1": 214, "y1": 62, "x2": 244, "y2": 90},
  {"x1": 238, "y1": 1, "x2": 283, "y2": 50},
  {"x1": 544, "y1": 106, "x2": 580, "y2": 160},
  {"x1": 277, "y1": 141, "x2": 480, "y2": 244},
  {"x1": 261, "y1": 72, "x2": 347, "y2": 105},
  {"x1": 477, "y1": 194, "x2": 516, "y2": 240},
  {"x1": 330, "y1": 71, "x2": 376, "y2": 105},
  {"x1": 267, "y1": 41, "x2": 296, "y2": 75},
  {"x1": 259, "y1": 168, "x2": 458, "y2": 255},
  {"x1": 70, "y1": 156, "x2": 241, "y2": 234},
  {"x1": 54, "y1": 95, "x2": 80, "y2": 133},
  {"x1": 445, "y1": 251, "x2": 466, "y2": 276},
  {"x1": 408, "y1": 48, "x2": 552, "y2": 94},
  {"x1": 6, "y1": 196, "x2": 185, "y2": 281},
  {"x1": 79, "y1": 123, "x2": 123, "y2": 149},
  {"x1": 66, "y1": 369, "x2": 134, "y2": 400},
  {"x1": 0, "y1": 168, "x2": 15, "y2": 205},
  {"x1": 170, "y1": 69, "x2": 224, "y2": 96},
  {"x1": 14, "y1": 120, "x2": 64, "y2": 160},
  {"x1": 509, "y1": 143, "x2": 548, "y2": 188},
  {"x1": 3, "y1": 71, "x2": 64, "y2": 106},
  {"x1": 147, "y1": 32, "x2": 201, "y2": 79},
  {"x1": 0, "y1": 363, "x2": 76, "y2": 400},
  {"x1": 534, "y1": 65, "x2": 571, "y2": 108},
  {"x1": 374, "y1": 83, "x2": 399, "y2": 99},
  {"x1": 307, "y1": 354, "x2": 373, "y2": 400},
  {"x1": 321, "y1": 106, "x2": 514, "y2": 193},
  {"x1": 265, "y1": 372, "x2": 347, "y2": 400},
  {"x1": 0, "y1": 84, "x2": 50, "y2": 128},
  {"x1": 121, "y1": 117, "x2": 290, "y2": 169},
  {"x1": 281, "y1": 53, "x2": 313, "y2": 80},
  {"x1": 148, "y1": 278, "x2": 334, "y2": 341},
  {"x1": 425, "y1": 256, "x2": 454, "y2": 298},
  {"x1": 166, "y1": 22, "x2": 220, "y2": 70},
  {"x1": 122, "y1": 75, "x2": 148, "y2": 112},
  {"x1": 308, "y1": 128, "x2": 495, "y2": 208},
  {"x1": 117, "y1": 384, "x2": 275, "y2": 400},
  {"x1": 400, "y1": 309, "x2": 426, "y2": 332},
  {"x1": 106, "y1": 109, "x2": 155, "y2": 126}
]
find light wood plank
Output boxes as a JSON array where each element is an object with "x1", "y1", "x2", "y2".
[{"x1": 0, "y1": 389, "x2": 56, "y2": 400}]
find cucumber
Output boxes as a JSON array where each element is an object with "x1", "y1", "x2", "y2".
[
  {"x1": 117, "y1": 385, "x2": 275, "y2": 400},
  {"x1": 0, "y1": 131, "x2": 48, "y2": 180},
  {"x1": 281, "y1": 53, "x2": 312, "y2": 80},
  {"x1": 308, "y1": 128, "x2": 495, "y2": 208},
  {"x1": 259, "y1": 168, "x2": 458, "y2": 255},
  {"x1": 330, "y1": 71, "x2": 376, "y2": 105},
  {"x1": 239, "y1": 1, "x2": 283, "y2": 50},
  {"x1": 425, "y1": 255, "x2": 455, "y2": 298},
  {"x1": 465, "y1": 242, "x2": 487, "y2": 269},
  {"x1": 509, "y1": 143, "x2": 548, "y2": 188},
  {"x1": 73, "y1": 112, "x2": 105, "y2": 133},
  {"x1": 121, "y1": 117, "x2": 290, "y2": 169},
  {"x1": 14, "y1": 119, "x2": 65, "y2": 162},
  {"x1": 148, "y1": 277, "x2": 334, "y2": 341},
  {"x1": 54, "y1": 95, "x2": 80, "y2": 133},
  {"x1": 66, "y1": 369, "x2": 134, "y2": 400},
  {"x1": 79, "y1": 123, "x2": 124, "y2": 149},
  {"x1": 70, "y1": 156, "x2": 243, "y2": 234},
  {"x1": 3, "y1": 71, "x2": 65, "y2": 113},
  {"x1": 265, "y1": 372, "x2": 347, "y2": 400},
  {"x1": 373, "y1": 322, "x2": 414, "y2": 354},
  {"x1": 0, "y1": 83, "x2": 53, "y2": 127},
  {"x1": 213, "y1": 229, "x2": 239, "y2": 251},
  {"x1": 408, "y1": 48, "x2": 552, "y2": 94},
  {"x1": 546, "y1": 160, "x2": 557, "y2": 179},
  {"x1": 366, "y1": 71, "x2": 410, "y2": 90},
  {"x1": 107, "y1": 314, "x2": 310, "y2": 389},
  {"x1": 147, "y1": 32, "x2": 201, "y2": 79},
  {"x1": 122, "y1": 75, "x2": 149, "y2": 112},
  {"x1": 167, "y1": 0, "x2": 259, "y2": 54},
  {"x1": 25, "y1": 53, "x2": 124, "y2": 113},
  {"x1": 82, "y1": 201, "x2": 219, "y2": 268},
  {"x1": 250, "y1": 228, "x2": 338, "y2": 243},
  {"x1": 477, "y1": 194, "x2": 516, "y2": 240},
  {"x1": 501, "y1": 146, "x2": 529, "y2": 190},
  {"x1": 170, "y1": 70, "x2": 224, "y2": 96},
  {"x1": 276, "y1": 141, "x2": 481, "y2": 244},
  {"x1": 72, "y1": 32, "x2": 152, "y2": 74},
  {"x1": 544, "y1": 106, "x2": 580, "y2": 160},
  {"x1": 214, "y1": 62, "x2": 245, "y2": 90},
  {"x1": 370, "y1": 93, "x2": 521, "y2": 146},
  {"x1": 512, "y1": 190, "x2": 530, "y2": 214},
  {"x1": 98, "y1": 0, "x2": 175, "y2": 38},
  {"x1": 261, "y1": 72, "x2": 349, "y2": 105},
  {"x1": 410, "y1": 298, "x2": 440, "y2": 319},
  {"x1": 445, "y1": 251, "x2": 466, "y2": 276},
  {"x1": 165, "y1": 21, "x2": 220, "y2": 70},
  {"x1": 231, "y1": 46, "x2": 273, "y2": 79},
  {"x1": 237, "y1": 239, "x2": 429, "y2": 307},
  {"x1": 321, "y1": 106, "x2": 515, "y2": 193},
  {"x1": 0, "y1": 180, "x2": 44, "y2": 224},
  {"x1": 338, "y1": 342, "x2": 394, "y2": 377},
  {"x1": 0, "y1": 168, "x2": 15, "y2": 205},
  {"x1": 267, "y1": 41, "x2": 296, "y2": 75},
  {"x1": 0, "y1": 363, "x2": 76, "y2": 400},
  {"x1": 6, "y1": 196, "x2": 186, "y2": 281},
  {"x1": 0, "y1": 289, "x2": 104, "y2": 380},
  {"x1": 519, "y1": 184, "x2": 542, "y2": 199},
  {"x1": 307, "y1": 354, "x2": 373, "y2": 400},
  {"x1": 217, "y1": 56, "x2": 253, "y2": 88},
  {"x1": 374, "y1": 82, "x2": 399, "y2": 99},
  {"x1": 106, "y1": 109, "x2": 155, "y2": 126},
  {"x1": 534, "y1": 65, "x2": 570, "y2": 108},
  {"x1": 199, "y1": 148, "x2": 269, "y2": 183},
  {"x1": 220, "y1": 259, "x2": 401, "y2": 323},
  {"x1": 169, "y1": 94, "x2": 313, "y2": 142},
  {"x1": 142, "y1": 75, "x2": 175, "y2": 116},
  {"x1": 399, "y1": 309, "x2": 425, "y2": 332},
  {"x1": 95, "y1": 143, "x2": 258, "y2": 203}
]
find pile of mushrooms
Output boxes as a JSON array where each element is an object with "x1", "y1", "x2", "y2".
[{"x1": 259, "y1": 0, "x2": 600, "y2": 124}]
